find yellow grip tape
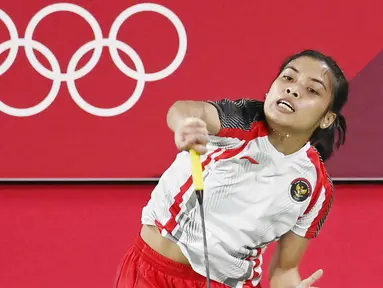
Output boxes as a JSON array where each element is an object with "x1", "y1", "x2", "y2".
[{"x1": 190, "y1": 149, "x2": 204, "y2": 190}]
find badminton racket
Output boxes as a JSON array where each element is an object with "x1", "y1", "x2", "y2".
[{"x1": 190, "y1": 149, "x2": 211, "y2": 288}]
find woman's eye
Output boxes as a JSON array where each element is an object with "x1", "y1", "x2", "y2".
[
  {"x1": 308, "y1": 87, "x2": 319, "y2": 95},
  {"x1": 282, "y1": 75, "x2": 293, "y2": 81}
]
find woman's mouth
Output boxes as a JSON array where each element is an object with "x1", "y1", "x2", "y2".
[{"x1": 276, "y1": 99, "x2": 295, "y2": 113}]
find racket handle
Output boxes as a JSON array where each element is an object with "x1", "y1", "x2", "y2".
[{"x1": 190, "y1": 149, "x2": 204, "y2": 191}]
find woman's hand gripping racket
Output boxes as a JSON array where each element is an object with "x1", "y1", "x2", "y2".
[{"x1": 190, "y1": 149, "x2": 211, "y2": 288}]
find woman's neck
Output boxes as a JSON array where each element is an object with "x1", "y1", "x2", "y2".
[{"x1": 267, "y1": 126, "x2": 311, "y2": 156}]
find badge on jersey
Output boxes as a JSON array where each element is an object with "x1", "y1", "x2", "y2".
[{"x1": 289, "y1": 178, "x2": 312, "y2": 203}]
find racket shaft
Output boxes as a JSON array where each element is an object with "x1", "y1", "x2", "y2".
[
  {"x1": 191, "y1": 150, "x2": 211, "y2": 288},
  {"x1": 197, "y1": 190, "x2": 211, "y2": 288}
]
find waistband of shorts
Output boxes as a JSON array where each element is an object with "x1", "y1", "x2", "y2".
[{"x1": 133, "y1": 234, "x2": 207, "y2": 281}]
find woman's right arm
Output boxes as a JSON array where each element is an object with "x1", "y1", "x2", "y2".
[
  {"x1": 167, "y1": 98, "x2": 261, "y2": 154},
  {"x1": 166, "y1": 100, "x2": 222, "y2": 135}
]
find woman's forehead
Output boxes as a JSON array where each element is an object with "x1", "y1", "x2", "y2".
[
  {"x1": 285, "y1": 57, "x2": 331, "y2": 77},
  {"x1": 284, "y1": 57, "x2": 334, "y2": 87}
]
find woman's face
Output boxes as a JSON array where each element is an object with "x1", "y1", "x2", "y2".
[{"x1": 264, "y1": 56, "x2": 337, "y2": 133}]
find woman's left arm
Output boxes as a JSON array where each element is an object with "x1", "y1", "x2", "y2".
[
  {"x1": 269, "y1": 172, "x2": 334, "y2": 288},
  {"x1": 269, "y1": 231, "x2": 322, "y2": 288}
]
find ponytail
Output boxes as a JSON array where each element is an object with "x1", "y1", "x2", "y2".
[{"x1": 310, "y1": 113, "x2": 347, "y2": 161}]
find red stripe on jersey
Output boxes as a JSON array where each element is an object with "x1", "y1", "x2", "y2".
[
  {"x1": 304, "y1": 148, "x2": 323, "y2": 215},
  {"x1": 304, "y1": 147, "x2": 334, "y2": 238},
  {"x1": 240, "y1": 156, "x2": 259, "y2": 164},
  {"x1": 155, "y1": 220, "x2": 164, "y2": 233},
  {"x1": 217, "y1": 121, "x2": 268, "y2": 140},
  {"x1": 163, "y1": 149, "x2": 221, "y2": 233},
  {"x1": 162, "y1": 135, "x2": 257, "y2": 235},
  {"x1": 245, "y1": 248, "x2": 262, "y2": 262},
  {"x1": 215, "y1": 141, "x2": 249, "y2": 161},
  {"x1": 244, "y1": 271, "x2": 261, "y2": 286},
  {"x1": 214, "y1": 123, "x2": 267, "y2": 162},
  {"x1": 243, "y1": 248, "x2": 263, "y2": 287}
]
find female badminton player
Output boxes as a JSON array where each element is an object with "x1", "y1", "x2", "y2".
[{"x1": 115, "y1": 49, "x2": 348, "y2": 288}]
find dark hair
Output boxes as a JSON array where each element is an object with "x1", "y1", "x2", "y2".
[{"x1": 279, "y1": 49, "x2": 349, "y2": 161}]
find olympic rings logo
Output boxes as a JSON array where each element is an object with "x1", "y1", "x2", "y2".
[{"x1": 0, "y1": 2, "x2": 187, "y2": 117}]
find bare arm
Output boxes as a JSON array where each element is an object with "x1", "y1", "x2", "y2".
[
  {"x1": 166, "y1": 100, "x2": 221, "y2": 135},
  {"x1": 167, "y1": 99, "x2": 262, "y2": 153},
  {"x1": 269, "y1": 166, "x2": 333, "y2": 287},
  {"x1": 269, "y1": 231, "x2": 310, "y2": 288}
]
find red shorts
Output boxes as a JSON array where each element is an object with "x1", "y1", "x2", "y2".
[{"x1": 115, "y1": 235, "x2": 229, "y2": 288}]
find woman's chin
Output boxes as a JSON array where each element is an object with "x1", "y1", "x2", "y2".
[{"x1": 265, "y1": 110, "x2": 295, "y2": 130}]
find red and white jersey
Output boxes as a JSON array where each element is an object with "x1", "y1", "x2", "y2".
[{"x1": 141, "y1": 99, "x2": 333, "y2": 288}]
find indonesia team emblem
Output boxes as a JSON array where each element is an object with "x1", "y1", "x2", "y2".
[{"x1": 289, "y1": 178, "x2": 311, "y2": 202}]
